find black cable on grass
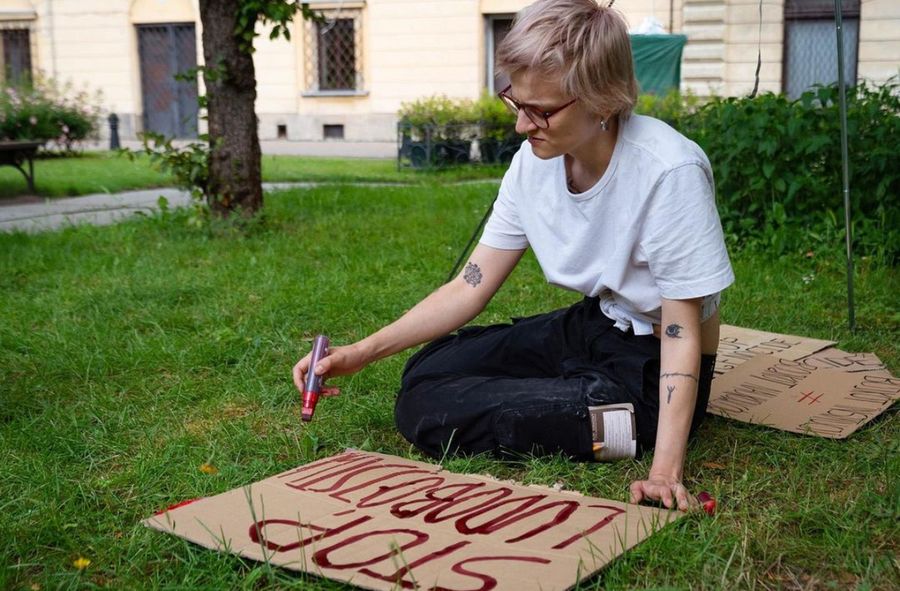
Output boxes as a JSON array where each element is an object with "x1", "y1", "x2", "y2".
[
  {"x1": 446, "y1": 200, "x2": 495, "y2": 284},
  {"x1": 748, "y1": 0, "x2": 763, "y2": 98}
]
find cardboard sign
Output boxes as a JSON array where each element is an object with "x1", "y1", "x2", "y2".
[
  {"x1": 144, "y1": 451, "x2": 679, "y2": 590},
  {"x1": 708, "y1": 354, "x2": 900, "y2": 438},
  {"x1": 796, "y1": 347, "x2": 887, "y2": 373},
  {"x1": 714, "y1": 325, "x2": 835, "y2": 375}
]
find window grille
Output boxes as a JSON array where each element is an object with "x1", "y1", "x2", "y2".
[
  {"x1": 783, "y1": 0, "x2": 859, "y2": 99},
  {"x1": 305, "y1": 9, "x2": 363, "y2": 93},
  {"x1": 0, "y1": 26, "x2": 32, "y2": 85}
]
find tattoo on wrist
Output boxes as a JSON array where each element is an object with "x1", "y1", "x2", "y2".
[
  {"x1": 463, "y1": 262, "x2": 483, "y2": 287},
  {"x1": 666, "y1": 385, "x2": 675, "y2": 404},
  {"x1": 664, "y1": 323, "x2": 683, "y2": 338}
]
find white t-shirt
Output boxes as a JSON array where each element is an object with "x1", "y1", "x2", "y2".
[{"x1": 479, "y1": 114, "x2": 735, "y2": 335}]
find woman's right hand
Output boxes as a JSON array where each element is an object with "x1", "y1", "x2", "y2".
[{"x1": 292, "y1": 342, "x2": 370, "y2": 397}]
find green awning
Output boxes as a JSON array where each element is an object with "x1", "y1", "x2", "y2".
[{"x1": 630, "y1": 34, "x2": 687, "y2": 95}]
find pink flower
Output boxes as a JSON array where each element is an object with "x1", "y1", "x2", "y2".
[{"x1": 29, "y1": 115, "x2": 37, "y2": 125}]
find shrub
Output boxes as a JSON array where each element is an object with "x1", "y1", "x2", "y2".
[
  {"x1": 678, "y1": 80, "x2": 899, "y2": 262},
  {"x1": 634, "y1": 89, "x2": 701, "y2": 128},
  {"x1": 123, "y1": 131, "x2": 212, "y2": 227},
  {"x1": 0, "y1": 76, "x2": 101, "y2": 150},
  {"x1": 473, "y1": 91, "x2": 517, "y2": 140},
  {"x1": 398, "y1": 95, "x2": 476, "y2": 142},
  {"x1": 398, "y1": 94, "x2": 523, "y2": 167},
  {"x1": 473, "y1": 92, "x2": 520, "y2": 164},
  {"x1": 398, "y1": 95, "x2": 479, "y2": 167}
]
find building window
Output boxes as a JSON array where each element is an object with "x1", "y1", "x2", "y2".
[
  {"x1": 136, "y1": 23, "x2": 199, "y2": 138},
  {"x1": 323, "y1": 124, "x2": 344, "y2": 139},
  {"x1": 783, "y1": 0, "x2": 859, "y2": 99},
  {"x1": 304, "y1": 9, "x2": 364, "y2": 95},
  {"x1": 485, "y1": 15, "x2": 514, "y2": 94},
  {"x1": 1, "y1": 27, "x2": 32, "y2": 85}
]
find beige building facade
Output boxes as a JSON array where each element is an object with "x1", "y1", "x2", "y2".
[{"x1": 1, "y1": 0, "x2": 897, "y2": 143}]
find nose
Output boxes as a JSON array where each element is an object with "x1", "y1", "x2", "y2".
[{"x1": 515, "y1": 110, "x2": 538, "y2": 135}]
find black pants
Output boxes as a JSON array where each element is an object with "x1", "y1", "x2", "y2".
[{"x1": 395, "y1": 297, "x2": 715, "y2": 461}]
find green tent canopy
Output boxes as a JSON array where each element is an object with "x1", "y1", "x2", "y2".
[{"x1": 630, "y1": 34, "x2": 688, "y2": 95}]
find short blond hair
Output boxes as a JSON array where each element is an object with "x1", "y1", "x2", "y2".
[{"x1": 496, "y1": 0, "x2": 638, "y2": 118}]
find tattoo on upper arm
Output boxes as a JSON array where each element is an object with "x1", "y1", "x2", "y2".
[
  {"x1": 666, "y1": 385, "x2": 675, "y2": 404},
  {"x1": 463, "y1": 262, "x2": 483, "y2": 287},
  {"x1": 665, "y1": 323, "x2": 683, "y2": 338}
]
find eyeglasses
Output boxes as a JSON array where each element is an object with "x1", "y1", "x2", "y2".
[{"x1": 497, "y1": 84, "x2": 577, "y2": 129}]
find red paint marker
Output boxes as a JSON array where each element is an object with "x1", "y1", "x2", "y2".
[
  {"x1": 302, "y1": 335, "x2": 329, "y2": 422},
  {"x1": 697, "y1": 491, "x2": 717, "y2": 516}
]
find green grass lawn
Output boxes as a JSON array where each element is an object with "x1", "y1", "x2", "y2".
[
  {"x1": 1, "y1": 183, "x2": 897, "y2": 589},
  {"x1": 0, "y1": 152, "x2": 172, "y2": 199},
  {"x1": 0, "y1": 151, "x2": 507, "y2": 199}
]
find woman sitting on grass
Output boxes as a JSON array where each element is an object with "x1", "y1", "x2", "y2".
[{"x1": 294, "y1": 0, "x2": 733, "y2": 512}]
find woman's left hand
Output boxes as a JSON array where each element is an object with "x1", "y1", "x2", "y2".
[{"x1": 629, "y1": 475, "x2": 699, "y2": 512}]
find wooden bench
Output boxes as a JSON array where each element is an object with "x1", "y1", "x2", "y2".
[{"x1": 0, "y1": 140, "x2": 43, "y2": 193}]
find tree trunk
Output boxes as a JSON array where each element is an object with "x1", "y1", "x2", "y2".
[{"x1": 199, "y1": 0, "x2": 262, "y2": 216}]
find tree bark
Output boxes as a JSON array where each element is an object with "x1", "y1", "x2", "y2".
[{"x1": 199, "y1": 0, "x2": 263, "y2": 216}]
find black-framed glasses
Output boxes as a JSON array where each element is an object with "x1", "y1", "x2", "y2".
[{"x1": 497, "y1": 84, "x2": 577, "y2": 129}]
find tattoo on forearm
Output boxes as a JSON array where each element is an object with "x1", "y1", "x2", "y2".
[
  {"x1": 463, "y1": 262, "x2": 483, "y2": 287},
  {"x1": 665, "y1": 323, "x2": 683, "y2": 338},
  {"x1": 660, "y1": 372, "x2": 699, "y2": 383},
  {"x1": 661, "y1": 372, "x2": 698, "y2": 405}
]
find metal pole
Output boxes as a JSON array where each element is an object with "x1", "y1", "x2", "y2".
[
  {"x1": 108, "y1": 113, "x2": 120, "y2": 150},
  {"x1": 833, "y1": 0, "x2": 856, "y2": 331},
  {"x1": 669, "y1": 0, "x2": 674, "y2": 33}
]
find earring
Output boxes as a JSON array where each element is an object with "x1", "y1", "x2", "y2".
[{"x1": 600, "y1": 118, "x2": 608, "y2": 131}]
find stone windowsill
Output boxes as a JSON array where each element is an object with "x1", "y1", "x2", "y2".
[{"x1": 301, "y1": 90, "x2": 369, "y2": 98}]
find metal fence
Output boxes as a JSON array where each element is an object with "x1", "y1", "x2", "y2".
[{"x1": 397, "y1": 122, "x2": 521, "y2": 170}]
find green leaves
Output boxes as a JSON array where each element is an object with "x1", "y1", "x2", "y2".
[
  {"x1": 232, "y1": 0, "x2": 324, "y2": 54},
  {"x1": 677, "y1": 79, "x2": 899, "y2": 263},
  {"x1": 397, "y1": 95, "x2": 477, "y2": 142},
  {"x1": 122, "y1": 132, "x2": 212, "y2": 224}
]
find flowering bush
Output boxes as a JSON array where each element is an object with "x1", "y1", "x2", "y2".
[{"x1": 0, "y1": 77, "x2": 101, "y2": 150}]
